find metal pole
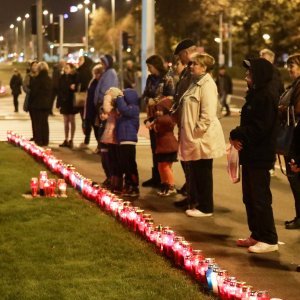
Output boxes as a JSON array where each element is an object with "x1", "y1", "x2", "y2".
[
  {"x1": 228, "y1": 20, "x2": 232, "y2": 67},
  {"x1": 85, "y1": 8, "x2": 89, "y2": 52},
  {"x1": 111, "y1": 0, "x2": 115, "y2": 59},
  {"x1": 15, "y1": 27, "x2": 19, "y2": 56},
  {"x1": 59, "y1": 14, "x2": 64, "y2": 60},
  {"x1": 218, "y1": 13, "x2": 224, "y2": 66},
  {"x1": 141, "y1": 0, "x2": 155, "y2": 92},
  {"x1": 22, "y1": 19, "x2": 26, "y2": 60},
  {"x1": 36, "y1": 0, "x2": 43, "y2": 61}
]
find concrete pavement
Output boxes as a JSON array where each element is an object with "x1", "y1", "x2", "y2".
[{"x1": 1, "y1": 93, "x2": 299, "y2": 299}]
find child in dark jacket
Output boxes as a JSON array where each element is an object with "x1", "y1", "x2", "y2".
[
  {"x1": 115, "y1": 89, "x2": 140, "y2": 197},
  {"x1": 153, "y1": 97, "x2": 178, "y2": 196}
]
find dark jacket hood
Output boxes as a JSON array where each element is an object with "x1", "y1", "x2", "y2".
[
  {"x1": 101, "y1": 54, "x2": 114, "y2": 69},
  {"x1": 123, "y1": 88, "x2": 139, "y2": 106},
  {"x1": 244, "y1": 58, "x2": 273, "y2": 89}
]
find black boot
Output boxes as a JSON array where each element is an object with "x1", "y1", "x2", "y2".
[{"x1": 142, "y1": 168, "x2": 160, "y2": 187}]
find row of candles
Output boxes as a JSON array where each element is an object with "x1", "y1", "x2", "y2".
[{"x1": 7, "y1": 131, "x2": 276, "y2": 300}]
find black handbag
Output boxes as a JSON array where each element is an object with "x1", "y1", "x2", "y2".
[
  {"x1": 23, "y1": 92, "x2": 30, "y2": 112},
  {"x1": 276, "y1": 106, "x2": 296, "y2": 156}
]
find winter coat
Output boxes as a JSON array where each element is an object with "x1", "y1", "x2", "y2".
[
  {"x1": 216, "y1": 73, "x2": 232, "y2": 96},
  {"x1": 94, "y1": 68, "x2": 119, "y2": 106},
  {"x1": 10, "y1": 74, "x2": 23, "y2": 95},
  {"x1": 230, "y1": 58, "x2": 278, "y2": 169},
  {"x1": 178, "y1": 73, "x2": 226, "y2": 161},
  {"x1": 142, "y1": 73, "x2": 174, "y2": 119},
  {"x1": 77, "y1": 58, "x2": 93, "y2": 92},
  {"x1": 115, "y1": 88, "x2": 140, "y2": 144},
  {"x1": 84, "y1": 78, "x2": 99, "y2": 121},
  {"x1": 57, "y1": 73, "x2": 78, "y2": 115},
  {"x1": 154, "y1": 98, "x2": 178, "y2": 154},
  {"x1": 29, "y1": 70, "x2": 53, "y2": 111}
]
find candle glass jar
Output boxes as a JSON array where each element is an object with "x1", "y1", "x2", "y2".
[{"x1": 30, "y1": 177, "x2": 38, "y2": 197}]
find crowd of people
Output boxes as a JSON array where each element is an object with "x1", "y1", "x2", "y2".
[{"x1": 9, "y1": 40, "x2": 300, "y2": 255}]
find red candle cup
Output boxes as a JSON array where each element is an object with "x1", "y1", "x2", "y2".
[{"x1": 30, "y1": 177, "x2": 38, "y2": 197}]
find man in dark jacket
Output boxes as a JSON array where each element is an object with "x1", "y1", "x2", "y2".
[
  {"x1": 230, "y1": 58, "x2": 278, "y2": 254},
  {"x1": 9, "y1": 69, "x2": 23, "y2": 112},
  {"x1": 216, "y1": 65, "x2": 233, "y2": 116}
]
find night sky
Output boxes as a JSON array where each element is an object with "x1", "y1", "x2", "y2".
[{"x1": 0, "y1": 1, "x2": 77, "y2": 34}]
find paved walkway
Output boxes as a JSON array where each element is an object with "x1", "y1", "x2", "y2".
[{"x1": 1, "y1": 93, "x2": 299, "y2": 300}]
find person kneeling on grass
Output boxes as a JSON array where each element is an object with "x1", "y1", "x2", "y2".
[{"x1": 152, "y1": 97, "x2": 178, "y2": 197}]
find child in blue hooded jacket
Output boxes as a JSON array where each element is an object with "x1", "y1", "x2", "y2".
[{"x1": 115, "y1": 88, "x2": 140, "y2": 197}]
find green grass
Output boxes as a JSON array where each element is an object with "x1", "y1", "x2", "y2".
[{"x1": 0, "y1": 142, "x2": 213, "y2": 300}]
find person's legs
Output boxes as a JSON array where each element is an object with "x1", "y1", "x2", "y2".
[
  {"x1": 84, "y1": 119, "x2": 92, "y2": 145},
  {"x1": 192, "y1": 159, "x2": 213, "y2": 213},
  {"x1": 13, "y1": 94, "x2": 19, "y2": 112},
  {"x1": 69, "y1": 114, "x2": 76, "y2": 147},
  {"x1": 243, "y1": 166, "x2": 278, "y2": 244},
  {"x1": 40, "y1": 110, "x2": 49, "y2": 146}
]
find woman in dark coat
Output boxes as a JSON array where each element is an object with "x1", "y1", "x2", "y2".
[
  {"x1": 230, "y1": 58, "x2": 278, "y2": 253},
  {"x1": 9, "y1": 69, "x2": 23, "y2": 112},
  {"x1": 57, "y1": 62, "x2": 78, "y2": 148},
  {"x1": 141, "y1": 54, "x2": 175, "y2": 188},
  {"x1": 29, "y1": 62, "x2": 53, "y2": 147}
]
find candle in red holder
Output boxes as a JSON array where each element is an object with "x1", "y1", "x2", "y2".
[
  {"x1": 49, "y1": 179, "x2": 56, "y2": 197},
  {"x1": 58, "y1": 179, "x2": 67, "y2": 197},
  {"x1": 240, "y1": 285, "x2": 253, "y2": 300},
  {"x1": 39, "y1": 171, "x2": 48, "y2": 196},
  {"x1": 233, "y1": 281, "x2": 246, "y2": 300},
  {"x1": 213, "y1": 268, "x2": 227, "y2": 295},
  {"x1": 249, "y1": 290, "x2": 258, "y2": 300},
  {"x1": 257, "y1": 291, "x2": 270, "y2": 300},
  {"x1": 217, "y1": 271, "x2": 231, "y2": 299},
  {"x1": 44, "y1": 180, "x2": 51, "y2": 197},
  {"x1": 161, "y1": 229, "x2": 175, "y2": 257},
  {"x1": 196, "y1": 257, "x2": 215, "y2": 284},
  {"x1": 172, "y1": 236, "x2": 185, "y2": 265},
  {"x1": 227, "y1": 278, "x2": 237, "y2": 300},
  {"x1": 178, "y1": 241, "x2": 192, "y2": 267},
  {"x1": 30, "y1": 177, "x2": 38, "y2": 197}
]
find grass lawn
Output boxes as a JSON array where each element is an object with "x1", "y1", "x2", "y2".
[{"x1": 0, "y1": 142, "x2": 213, "y2": 300}]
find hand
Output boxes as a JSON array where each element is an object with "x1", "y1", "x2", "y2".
[
  {"x1": 145, "y1": 121, "x2": 153, "y2": 129},
  {"x1": 289, "y1": 159, "x2": 300, "y2": 173},
  {"x1": 230, "y1": 138, "x2": 243, "y2": 151}
]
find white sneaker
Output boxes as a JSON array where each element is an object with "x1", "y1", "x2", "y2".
[
  {"x1": 248, "y1": 242, "x2": 278, "y2": 253},
  {"x1": 185, "y1": 209, "x2": 213, "y2": 218}
]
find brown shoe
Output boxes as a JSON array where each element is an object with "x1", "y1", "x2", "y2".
[{"x1": 236, "y1": 237, "x2": 257, "y2": 247}]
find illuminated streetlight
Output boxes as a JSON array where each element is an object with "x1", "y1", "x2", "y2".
[
  {"x1": 0, "y1": 36, "x2": 3, "y2": 41},
  {"x1": 262, "y1": 33, "x2": 271, "y2": 41},
  {"x1": 84, "y1": 0, "x2": 90, "y2": 4},
  {"x1": 70, "y1": 6, "x2": 78, "y2": 13},
  {"x1": 77, "y1": 4, "x2": 83, "y2": 10},
  {"x1": 25, "y1": 13, "x2": 30, "y2": 19},
  {"x1": 214, "y1": 37, "x2": 221, "y2": 43},
  {"x1": 16, "y1": 17, "x2": 22, "y2": 22},
  {"x1": 10, "y1": 24, "x2": 14, "y2": 29},
  {"x1": 43, "y1": 10, "x2": 49, "y2": 16}
]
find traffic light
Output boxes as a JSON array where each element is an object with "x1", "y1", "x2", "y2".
[
  {"x1": 122, "y1": 31, "x2": 129, "y2": 51},
  {"x1": 45, "y1": 23, "x2": 59, "y2": 43},
  {"x1": 31, "y1": 5, "x2": 37, "y2": 35}
]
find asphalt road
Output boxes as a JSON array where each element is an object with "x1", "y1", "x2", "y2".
[{"x1": 0, "y1": 82, "x2": 299, "y2": 299}]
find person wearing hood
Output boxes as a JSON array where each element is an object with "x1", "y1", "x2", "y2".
[
  {"x1": 115, "y1": 88, "x2": 140, "y2": 197},
  {"x1": 230, "y1": 58, "x2": 279, "y2": 253},
  {"x1": 76, "y1": 55, "x2": 94, "y2": 120},
  {"x1": 93, "y1": 54, "x2": 119, "y2": 186}
]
